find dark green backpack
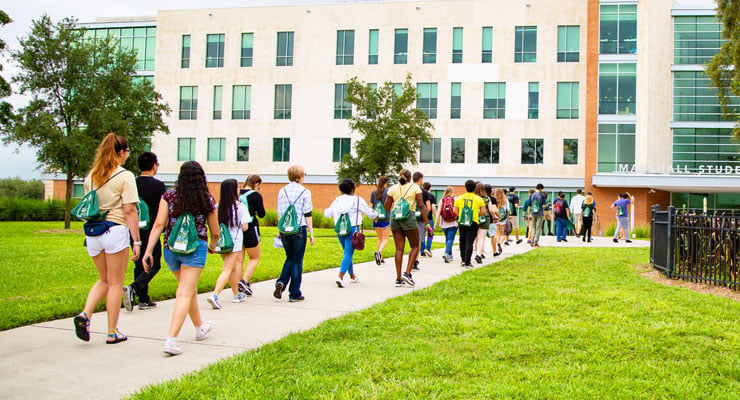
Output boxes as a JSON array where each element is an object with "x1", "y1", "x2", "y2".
[
  {"x1": 214, "y1": 223, "x2": 234, "y2": 254},
  {"x1": 168, "y1": 212, "x2": 200, "y2": 255},
  {"x1": 334, "y1": 212, "x2": 352, "y2": 236},
  {"x1": 531, "y1": 198, "x2": 541, "y2": 214},
  {"x1": 459, "y1": 199, "x2": 474, "y2": 227},
  {"x1": 583, "y1": 205, "x2": 592, "y2": 218},
  {"x1": 391, "y1": 185, "x2": 413, "y2": 221},
  {"x1": 70, "y1": 171, "x2": 125, "y2": 221},
  {"x1": 278, "y1": 189, "x2": 306, "y2": 236},
  {"x1": 136, "y1": 197, "x2": 150, "y2": 230},
  {"x1": 374, "y1": 200, "x2": 387, "y2": 220},
  {"x1": 617, "y1": 204, "x2": 626, "y2": 217}
]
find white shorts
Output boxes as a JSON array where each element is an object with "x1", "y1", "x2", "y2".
[{"x1": 85, "y1": 224, "x2": 130, "y2": 257}]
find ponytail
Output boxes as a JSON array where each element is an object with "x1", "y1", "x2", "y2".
[
  {"x1": 376, "y1": 176, "x2": 389, "y2": 195},
  {"x1": 90, "y1": 132, "x2": 128, "y2": 186}
]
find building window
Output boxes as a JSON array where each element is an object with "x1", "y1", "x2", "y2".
[
  {"x1": 556, "y1": 82, "x2": 579, "y2": 119},
  {"x1": 451, "y1": 138, "x2": 465, "y2": 163},
  {"x1": 212, "y1": 85, "x2": 222, "y2": 120},
  {"x1": 334, "y1": 83, "x2": 351, "y2": 119},
  {"x1": 273, "y1": 138, "x2": 290, "y2": 162},
  {"x1": 336, "y1": 30, "x2": 355, "y2": 65},
  {"x1": 179, "y1": 86, "x2": 197, "y2": 120},
  {"x1": 674, "y1": 16, "x2": 724, "y2": 65},
  {"x1": 482, "y1": 27, "x2": 492, "y2": 63},
  {"x1": 241, "y1": 33, "x2": 253, "y2": 67},
  {"x1": 483, "y1": 82, "x2": 505, "y2": 119},
  {"x1": 563, "y1": 139, "x2": 578, "y2": 165},
  {"x1": 277, "y1": 31, "x2": 294, "y2": 66},
  {"x1": 673, "y1": 128, "x2": 740, "y2": 173},
  {"x1": 599, "y1": 63, "x2": 636, "y2": 115},
  {"x1": 417, "y1": 83, "x2": 438, "y2": 119},
  {"x1": 73, "y1": 183, "x2": 85, "y2": 198},
  {"x1": 452, "y1": 27, "x2": 463, "y2": 63},
  {"x1": 450, "y1": 82, "x2": 461, "y2": 119},
  {"x1": 274, "y1": 84, "x2": 292, "y2": 119},
  {"x1": 423, "y1": 28, "x2": 437, "y2": 64},
  {"x1": 528, "y1": 82, "x2": 539, "y2": 119},
  {"x1": 673, "y1": 71, "x2": 739, "y2": 121},
  {"x1": 205, "y1": 33, "x2": 225, "y2": 68},
  {"x1": 84, "y1": 27, "x2": 156, "y2": 71},
  {"x1": 207, "y1": 138, "x2": 225, "y2": 161},
  {"x1": 177, "y1": 138, "x2": 195, "y2": 161},
  {"x1": 333, "y1": 138, "x2": 351, "y2": 162},
  {"x1": 521, "y1": 139, "x2": 544, "y2": 164},
  {"x1": 600, "y1": 4, "x2": 637, "y2": 54},
  {"x1": 236, "y1": 138, "x2": 249, "y2": 162},
  {"x1": 420, "y1": 138, "x2": 441, "y2": 163},
  {"x1": 514, "y1": 26, "x2": 537, "y2": 63},
  {"x1": 392, "y1": 83, "x2": 403, "y2": 97},
  {"x1": 181, "y1": 35, "x2": 190, "y2": 68},
  {"x1": 598, "y1": 123, "x2": 635, "y2": 172},
  {"x1": 394, "y1": 28, "x2": 408, "y2": 64},
  {"x1": 368, "y1": 29, "x2": 379, "y2": 64},
  {"x1": 557, "y1": 25, "x2": 580, "y2": 62},
  {"x1": 232, "y1": 85, "x2": 251, "y2": 119},
  {"x1": 477, "y1": 138, "x2": 499, "y2": 164}
]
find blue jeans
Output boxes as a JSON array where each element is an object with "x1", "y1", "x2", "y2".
[
  {"x1": 337, "y1": 226, "x2": 358, "y2": 275},
  {"x1": 424, "y1": 217, "x2": 435, "y2": 251},
  {"x1": 443, "y1": 226, "x2": 458, "y2": 258},
  {"x1": 614, "y1": 216, "x2": 630, "y2": 239},
  {"x1": 279, "y1": 226, "x2": 307, "y2": 299},
  {"x1": 555, "y1": 217, "x2": 568, "y2": 242}
]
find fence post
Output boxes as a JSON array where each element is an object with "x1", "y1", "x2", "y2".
[
  {"x1": 667, "y1": 205, "x2": 675, "y2": 278},
  {"x1": 650, "y1": 205, "x2": 656, "y2": 266}
]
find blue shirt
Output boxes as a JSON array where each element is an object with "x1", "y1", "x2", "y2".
[
  {"x1": 612, "y1": 198, "x2": 631, "y2": 217},
  {"x1": 529, "y1": 191, "x2": 546, "y2": 216}
]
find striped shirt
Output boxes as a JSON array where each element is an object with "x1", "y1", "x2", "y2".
[{"x1": 277, "y1": 182, "x2": 313, "y2": 227}]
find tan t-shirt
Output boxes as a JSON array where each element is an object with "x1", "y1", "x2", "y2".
[
  {"x1": 83, "y1": 166, "x2": 138, "y2": 225},
  {"x1": 387, "y1": 182, "x2": 422, "y2": 211}
]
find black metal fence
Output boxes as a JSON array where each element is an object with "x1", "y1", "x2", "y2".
[{"x1": 651, "y1": 205, "x2": 740, "y2": 289}]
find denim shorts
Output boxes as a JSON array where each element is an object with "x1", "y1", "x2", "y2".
[
  {"x1": 373, "y1": 220, "x2": 390, "y2": 229},
  {"x1": 163, "y1": 240, "x2": 208, "y2": 271}
]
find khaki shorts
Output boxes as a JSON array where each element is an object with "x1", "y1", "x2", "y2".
[
  {"x1": 391, "y1": 217, "x2": 418, "y2": 232},
  {"x1": 508, "y1": 215, "x2": 518, "y2": 225}
]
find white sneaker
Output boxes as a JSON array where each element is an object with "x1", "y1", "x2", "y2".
[
  {"x1": 196, "y1": 320, "x2": 214, "y2": 341},
  {"x1": 232, "y1": 293, "x2": 247, "y2": 303},
  {"x1": 163, "y1": 342, "x2": 182, "y2": 356},
  {"x1": 349, "y1": 276, "x2": 359, "y2": 284},
  {"x1": 335, "y1": 278, "x2": 345, "y2": 288},
  {"x1": 206, "y1": 294, "x2": 222, "y2": 310}
]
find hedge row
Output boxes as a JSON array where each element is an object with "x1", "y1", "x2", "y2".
[{"x1": 0, "y1": 197, "x2": 78, "y2": 221}]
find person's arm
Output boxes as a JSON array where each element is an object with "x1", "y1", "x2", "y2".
[
  {"x1": 415, "y1": 192, "x2": 430, "y2": 227},
  {"x1": 206, "y1": 209, "x2": 219, "y2": 253},
  {"x1": 239, "y1": 204, "x2": 249, "y2": 231},
  {"x1": 383, "y1": 195, "x2": 394, "y2": 213},
  {"x1": 306, "y1": 216, "x2": 315, "y2": 246},
  {"x1": 143, "y1": 198, "x2": 169, "y2": 272},
  {"x1": 360, "y1": 198, "x2": 377, "y2": 219},
  {"x1": 123, "y1": 202, "x2": 141, "y2": 261},
  {"x1": 435, "y1": 203, "x2": 443, "y2": 229},
  {"x1": 324, "y1": 198, "x2": 336, "y2": 218},
  {"x1": 254, "y1": 193, "x2": 266, "y2": 219}
]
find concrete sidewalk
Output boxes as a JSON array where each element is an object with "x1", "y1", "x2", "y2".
[{"x1": 0, "y1": 235, "x2": 647, "y2": 399}]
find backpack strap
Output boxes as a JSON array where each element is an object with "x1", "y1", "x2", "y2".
[
  {"x1": 91, "y1": 170, "x2": 127, "y2": 192},
  {"x1": 355, "y1": 196, "x2": 361, "y2": 226}
]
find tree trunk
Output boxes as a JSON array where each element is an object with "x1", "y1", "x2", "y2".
[{"x1": 64, "y1": 173, "x2": 72, "y2": 229}]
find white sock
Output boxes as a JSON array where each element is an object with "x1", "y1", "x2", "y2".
[
  {"x1": 194, "y1": 325, "x2": 202, "y2": 335},
  {"x1": 165, "y1": 336, "x2": 177, "y2": 347}
]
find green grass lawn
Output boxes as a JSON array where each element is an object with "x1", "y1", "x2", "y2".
[
  {"x1": 0, "y1": 221, "x2": 440, "y2": 331},
  {"x1": 132, "y1": 247, "x2": 740, "y2": 399}
]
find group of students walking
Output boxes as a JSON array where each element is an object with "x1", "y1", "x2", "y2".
[{"x1": 72, "y1": 133, "x2": 635, "y2": 355}]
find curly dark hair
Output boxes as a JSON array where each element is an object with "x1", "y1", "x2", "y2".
[
  {"x1": 172, "y1": 161, "x2": 214, "y2": 217},
  {"x1": 218, "y1": 179, "x2": 239, "y2": 228}
]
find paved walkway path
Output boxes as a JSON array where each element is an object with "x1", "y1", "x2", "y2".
[{"x1": 0, "y1": 236, "x2": 648, "y2": 399}]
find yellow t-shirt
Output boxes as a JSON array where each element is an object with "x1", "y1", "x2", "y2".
[
  {"x1": 386, "y1": 182, "x2": 422, "y2": 211},
  {"x1": 83, "y1": 166, "x2": 139, "y2": 225},
  {"x1": 454, "y1": 192, "x2": 486, "y2": 223}
]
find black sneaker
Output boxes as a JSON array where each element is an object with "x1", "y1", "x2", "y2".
[
  {"x1": 122, "y1": 286, "x2": 134, "y2": 312},
  {"x1": 474, "y1": 255, "x2": 482, "y2": 264},
  {"x1": 374, "y1": 251, "x2": 382, "y2": 265},
  {"x1": 289, "y1": 296, "x2": 305, "y2": 302},
  {"x1": 493, "y1": 252, "x2": 500, "y2": 257},
  {"x1": 516, "y1": 239, "x2": 523, "y2": 244},
  {"x1": 402, "y1": 272, "x2": 415, "y2": 287},
  {"x1": 613, "y1": 238, "x2": 618, "y2": 243},
  {"x1": 412, "y1": 260, "x2": 420, "y2": 271},
  {"x1": 273, "y1": 281, "x2": 284, "y2": 299},
  {"x1": 238, "y1": 279, "x2": 248, "y2": 294},
  {"x1": 443, "y1": 254, "x2": 450, "y2": 263},
  {"x1": 73, "y1": 312, "x2": 90, "y2": 342},
  {"x1": 395, "y1": 279, "x2": 405, "y2": 287},
  {"x1": 504, "y1": 241, "x2": 510, "y2": 246},
  {"x1": 625, "y1": 239, "x2": 632, "y2": 243},
  {"x1": 562, "y1": 239, "x2": 568, "y2": 242},
  {"x1": 138, "y1": 302, "x2": 157, "y2": 310}
]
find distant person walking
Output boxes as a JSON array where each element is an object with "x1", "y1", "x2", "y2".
[
  {"x1": 454, "y1": 180, "x2": 486, "y2": 267},
  {"x1": 493, "y1": 188, "x2": 508, "y2": 256},
  {"x1": 384, "y1": 169, "x2": 430, "y2": 287},
  {"x1": 422, "y1": 181, "x2": 437, "y2": 258},
  {"x1": 325, "y1": 178, "x2": 377, "y2": 287},
  {"x1": 123, "y1": 151, "x2": 165, "y2": 312},
  {"x1": 506, "y1": 187, "x2": 522, "y2": 244},
  {"x1": 612, "y1": 192, "x2": 633, "y2": 243},
  {"x1": 570, "y1": 189, "x2": 586, "y2": 238},
  {"x1": 274, "y1": 166, "x2": 314, "y2": 302},
  {"x1": 473, "y1": 182, "x2": 492, "y2": 264},
  {"x1": 74, "y1": 133, "x2": 141, "y2": 344},
  {"x1": 522, "y1": 188, "x2": 535, "y2": 243},
  {"x1": 143, "y1": 161, "x2": 219, "y2": 355},
  {"x1": 412, "y1": 171, "x2": 432, "y2": 270},
  {"x1": 435, "y1": 186, "x2": 458, "y2": 263},
  {"x1": 529, "y1": 184, "x2": 547, "y2": 247},
  {"x1": 207, "y1": 179, "x2": 250, "y2": 309},
  {"x1": 553, "y1": 192, "x2": 571, "y2": 242},
  {"x1": 370, "y1": 176, "x2": 391, "y2": 265},
  {"x1": 238, "y1": 175, "x2": 266, "y2": 296},
  {"x1": 581, "y1": 195, "x2": 597, "y2": 242}
]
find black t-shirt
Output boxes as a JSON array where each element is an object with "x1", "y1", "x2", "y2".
[
  {"x1": 507, "y1": 193, "x2": 520, "y2": 216},
  {"x1": 427, "y1": 192, "x2": 437, "y2": 219},
  {"x1": 416, "y1": 189, "x2": 432, "y2": 221},
  {"x1": 135, "y1": 176, "x2": 166, "y2": 230},
  {"x1": 554, "y1": 198, "x2": 569, "y2": 219},
  {"x1": 239, "y1": 189, "x2": 266, "y2": 227},
  {"x1": 370, "y1": 188, "x2": 390, "y2": 222}
]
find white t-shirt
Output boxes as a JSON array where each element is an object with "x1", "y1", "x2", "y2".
[
  {"x1": 225, "y1": 201, "x2": 249, "y2": 252},
  {"x1": 570, "y1": 195, "x2": 586, "y2": 214}
]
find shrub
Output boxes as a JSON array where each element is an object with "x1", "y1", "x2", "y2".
[
  {"x1": 259, "y1": 209, "x2": 279, "y2": 227},
  {"x1": 603, "y1": 222, "x2": 650, "y2": 239},
  {"x1": 0, "y1": 197, "x2": 77, "y2": 221},
  {"x1": 0, "y1": 177, "x2": 44, "y2": 199}
]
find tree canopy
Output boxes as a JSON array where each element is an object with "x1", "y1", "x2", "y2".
[
  {"x1": 336, "y1": 73, "x2": 433, "y2": 184},
  {"x1": 0, "y1": 10, "x2": 12, "y2": 127},
  {"x1": 3, "y1": 15, "x2": 170, "y2": 227},
  {"x1": 707, "y1": 0, "x2": 740, "y2": 140}
]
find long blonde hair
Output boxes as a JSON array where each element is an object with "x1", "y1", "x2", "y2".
[
  {"x1": 90, "y1": 133, "x2": 128, "y2": 186},
  {"x1": 443, "y1": 186, "x2": 454, "y2": 198},
  {"x1": 494, "y1": 188, "x2": 506, "y2": 207},
  {"x1": 584, "y1": 195, "x2": 594, "y2": 205}
]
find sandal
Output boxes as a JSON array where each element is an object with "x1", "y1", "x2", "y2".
[
  {"x1": 106, "y1": 328, "x2": 127, "y2": 344},
  {"x1": 73, "y1": 312, "x2": 90, "y2": 342}
]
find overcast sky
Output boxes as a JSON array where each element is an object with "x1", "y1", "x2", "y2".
[{"x1": 0, "y1": 0, "x2": 424, "y2": 180}]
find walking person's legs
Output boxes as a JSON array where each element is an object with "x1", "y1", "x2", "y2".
[
  {"x1": 391, "y1": 229, "x2": 407, "y2": 280},
  {"x1": 533, "y1": 215, "x2": 544, "y2": 245},
  {"x1": 287, "y1": 228, "x2": 308, "y2": 299}
]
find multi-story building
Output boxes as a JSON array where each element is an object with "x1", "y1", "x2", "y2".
[{"x1": 48, "y1": 0, "x2": 739, "y2": 231}]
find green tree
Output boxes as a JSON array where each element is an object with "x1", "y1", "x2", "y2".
[
  {"x1": 0, "y1": 177, "x2": 44, "y2": 199},
  {"x1": 337, "y1": 73, "x2": 433, "y2": 184},
  {"x1": 0, "y1": 10, "x2": 12, "y2": 127},
  {"x1": 707, "y1": 1, "x2": 740, "y2": 140},
  {"x1": 3, "y1": 15, "x2": 170, "y2": 228}
]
